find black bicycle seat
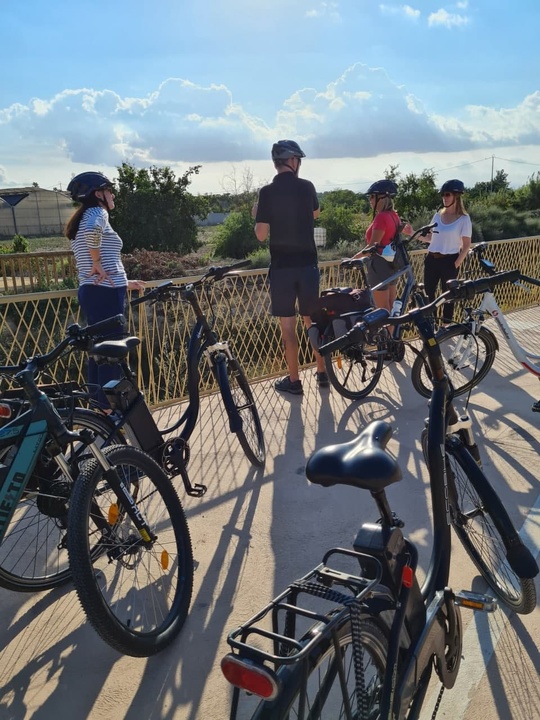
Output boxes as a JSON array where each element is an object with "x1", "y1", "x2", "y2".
[
  {"x1": 90, "y1": 336, "x2": 140, "y2": 359},
  {"x1": 306, "y1": 420, "x2": 402, "y2": 492}
]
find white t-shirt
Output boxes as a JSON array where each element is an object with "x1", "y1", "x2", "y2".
[
  {"x1": 428, "y1": 212, "x2": 472, "y2": 254},
  {"x1": 72, "y1": 207, "x2": 128, "y2": 287}
]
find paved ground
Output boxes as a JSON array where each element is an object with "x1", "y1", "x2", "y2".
[{"x1": 1, "y1": 309, "x2": 539, "y2": 719}]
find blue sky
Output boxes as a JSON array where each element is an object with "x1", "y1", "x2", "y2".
[{"x1": 1, "y1": 0, "x2": 540, "y2": 195}]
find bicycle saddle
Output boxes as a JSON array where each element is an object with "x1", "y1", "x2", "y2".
[
  {"x1": 306, "y1": 420, "x2": 402, "y2": 492},
  {"x1": 90, "y1": 336, "x2": 140, "y2": 360}
]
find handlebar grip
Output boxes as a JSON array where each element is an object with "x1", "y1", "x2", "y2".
[
  {"x1": 130, "y1": 293, "x2": 148, "y2": 307},
  {"x1": 447, "y1": 269, "x2": 520, "y2": 300},
  {"x1": 229, "y1": 260, "x2": 251, "y2": 271},
  {"x1": 83, "y1": 314, "x2": 126, "y2": 337},
  {"x1": 318, "y1": 308, "x2": 390, "y2": 356},
  {"x1": 130, "y1": 281, "x2": 173, "y2": 306}
]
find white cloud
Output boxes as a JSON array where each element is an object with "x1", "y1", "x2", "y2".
[
  {"x1": 428, "y1": 9, "x2": 469, "y2": 28},
  {"x1": 1, "y1": 65, "x2": 540, "y2": 191},
  {"x1": 306, "y1": 2, "x2": 341, "y2": 21},
  {"x1": 380, "y1": 4, "x2": 421, "y2": 19}
]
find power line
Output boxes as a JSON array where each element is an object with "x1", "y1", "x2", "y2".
[{"x1": 494, "y1": 155, "x2": 540, "y2": 168}]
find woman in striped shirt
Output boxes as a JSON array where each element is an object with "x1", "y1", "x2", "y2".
[{"x1": 65, "y1": 171, "x2": 144, "y2": 408}]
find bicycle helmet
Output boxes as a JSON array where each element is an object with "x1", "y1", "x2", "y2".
[
  {"x1": 67, "y1": 172, "x2": 113, "y2": 201},
  {"x1": 439, "y1": 179, "x2": 465, "y2": 194},
  {"x1": 271, "y1": 140, "x2": 306, "y2": 160},
  {"x1": 366, "y1": 179, "x2": 398, "y2": 197}
]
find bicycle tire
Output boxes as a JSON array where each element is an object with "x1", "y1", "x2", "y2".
[
  {"x1": 411, "y1": 325, "x2": 497, "y2": 398},
  {"x1": 67, "y1": 444, "x2": 194, "y2": 656},
  {"x1": 324, "y1": 336, "x2": 385, "y2": 401},
  {"x1": 0, "y1": 410, "x2": 119, "y2": 592},
  {"x1": 421, "y1": 430, "x2": 536, "y2": 614},
  {"x1": 219, "y1": 355, "x2": 266, "y2": 468},
  {"x1": 250, "y1": 616, "x2": 389, "y2": 719}
]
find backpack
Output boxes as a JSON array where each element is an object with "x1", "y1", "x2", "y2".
[{"x1": 309, "y1": 287, "x2": 373, "y2": 348}]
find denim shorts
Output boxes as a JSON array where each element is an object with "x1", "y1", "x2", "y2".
[{"x1": 269, "y1": 264, "x2": 320, "y2": 317}]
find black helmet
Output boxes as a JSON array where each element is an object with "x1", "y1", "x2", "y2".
[
  {"x1": 67, "y1": 171, "x2": 113, "y2": 201},
  {"x1": 440, "y1": 179, "x2": 465, "y2": 194},
  {"x1": 366, "y1": 179, "x2": 398, "y2": 197},
  {"x1": 271, "y1": 140, "x2": 306, "y2": 160}
]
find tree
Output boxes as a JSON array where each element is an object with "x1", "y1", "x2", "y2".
[
  {"x1": 213, "y1": 209, "x2": 259, "y2": 258},
  {"x1": 388, "y1": 168, "x2": 439, "y2": 223},
  {"x1": 111, "y1": 163, "x2": 208, "y2": 254},
  {"x1": 319, "y1": 189, "x2": 366, "y2": 213},
  {"x1": 467, "y1": 169, "x2": 511, "y2": 201}
]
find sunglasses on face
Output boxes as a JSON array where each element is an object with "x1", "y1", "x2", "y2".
[{"x1": 441, "y1": 192, "x2": 454, "y2": 198}]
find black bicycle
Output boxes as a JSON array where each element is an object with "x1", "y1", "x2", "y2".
[
  {"x1": 311, "y1": 224, "x2": 435, "y2": 400},
  {"x1": 0, "y1": 317, "x2": 193, "y2": 657},
  {"x1": 221, "y1": 269, "x2": 538, "y2": 719}
]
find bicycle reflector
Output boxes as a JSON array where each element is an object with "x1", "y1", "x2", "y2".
[
  {"x1": 221, "y1": 654, "x2": 280, "y2": 700},
  {"x1": 0, "y1": 403, "x2": 12, "y2": 418}
]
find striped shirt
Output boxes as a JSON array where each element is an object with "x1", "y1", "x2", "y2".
[{"x1": 72, "y1": 207, "x2": 128, "y2": 287}]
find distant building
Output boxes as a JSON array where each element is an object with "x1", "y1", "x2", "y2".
[{"x1": 0, "y1": 186, "x2": 74, "y2": 239}]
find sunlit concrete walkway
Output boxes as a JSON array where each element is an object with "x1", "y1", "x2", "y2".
[{"x1": 1, "y1": 307, "x2": 539, "y2": 720}]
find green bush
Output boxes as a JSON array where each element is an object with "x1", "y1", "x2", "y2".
[
  {"x1": 213, "y1": 210, "x2": 259, "y2": 258},
  {"x1": 246, "y1": 246, "x2": 271, "y2": 268},
  {"x1": 12, "y1": 234, "x2": 29, "y2": 253}
]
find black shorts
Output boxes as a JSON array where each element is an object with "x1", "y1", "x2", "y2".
[
  {"x1": 269, "y1": 264, "x2": 320, "y2": 317},
  {"x1": 366, "y1": 255, "x2": 399, "y2": 287}
]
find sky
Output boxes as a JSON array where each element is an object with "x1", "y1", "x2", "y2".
[{"x1": 1, "y1": 0, "x2": 540, "y2": 197}]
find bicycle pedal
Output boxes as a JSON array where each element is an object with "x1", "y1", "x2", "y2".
[
  {"x1": 187, "y1": 483, "x2": 207, "y2": 497},
  {"x1": 532, "y1": 401, "x2": 540, "y2": 413},
  {"x1": 454, "y1": 589, "x2": 497, "y2": 612}
]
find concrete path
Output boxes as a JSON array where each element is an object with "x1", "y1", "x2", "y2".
[{"x1": 1, "y1": 309, "x2": 539, "y2": 719}]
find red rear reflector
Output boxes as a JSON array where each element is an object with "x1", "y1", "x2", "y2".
[
  {"x1": 221, "y1": 654, "x2": 279, "y2": 700},
  {"x1": 0, "y1": 404, "x2": 12, "y2": 419},
  {"x1": 402, "y1": 566, "x2": 414, "y2": 588}
]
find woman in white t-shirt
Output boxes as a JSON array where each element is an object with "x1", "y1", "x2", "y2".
[{"x1": 421, "y1": 179, "x2": 472, "y2": 325}]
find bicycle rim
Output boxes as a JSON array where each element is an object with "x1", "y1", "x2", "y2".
[
  {"x1": 324, "y1": 342, "x2": 384, "y2": 400},
  {"x1": 411, "y1": 326, "x2": 496, "y2": 398},
  {"x1": 67, "y1": 444, "x2": 194, "y2": 656},
  {"x1": 446, "y1": 444, "x2": 536, "y2": 614},
  {"x1": 252, "y1": 618, "x2": 388, "y2": 719},
  {"x1": 225, "y1": 357, "x2": 266, "y2": 467},
  {"x1": 0, "y1": 441, "x2": 72, "y2": 591}
]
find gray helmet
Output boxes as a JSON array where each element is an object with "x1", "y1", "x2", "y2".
[
  {"x1": 67, "y1": 171, "x2": 113, "y2": 201},
  {"x1": 440, "y1": 179, "x2": 465, "y2": 194},
  {"x1": 271, "y1": 140, "x2": 306, "y2": 160},
  {"x1": 366, "y1": 179, "x2": 398, "y2": 197}
]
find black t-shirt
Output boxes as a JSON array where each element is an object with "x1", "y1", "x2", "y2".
[{"x1": 256, "y1": 172, "x2": 319, "y2": 268}]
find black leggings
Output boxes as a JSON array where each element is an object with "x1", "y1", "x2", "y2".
[{"x1": 424, "y1": 253, "x2": 459, "y2": 323}]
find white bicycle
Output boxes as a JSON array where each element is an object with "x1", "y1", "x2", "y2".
[{"x1": 411, "y1": 242, "x2": 540, "y2": 409}]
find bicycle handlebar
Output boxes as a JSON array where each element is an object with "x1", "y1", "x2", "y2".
[
  {"x1": 341, "y1": 223, "x2": 438, "y2": 267},
  {"x1": 130, "y1": 260, "x2": 251, "y2": 307},
  {"x1": 318, "y1": 269, "x2": 520, "y2": 356}
]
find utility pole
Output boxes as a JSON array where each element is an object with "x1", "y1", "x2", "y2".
[{"x1": 490, "y1": 155, "x2": 494, "y2": 193}]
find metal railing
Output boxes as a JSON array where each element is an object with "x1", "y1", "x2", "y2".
[{"x1": 0, "y1": 237, "x2": 538, "y2": 408}]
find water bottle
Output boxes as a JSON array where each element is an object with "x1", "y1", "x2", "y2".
[{"x1": 391, "y1": 299, "x2": 402, "y2": 317}]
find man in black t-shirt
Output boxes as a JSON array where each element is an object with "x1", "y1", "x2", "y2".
[{"x1": 254, "y1": 140, "x2": 328, "y2": 395}]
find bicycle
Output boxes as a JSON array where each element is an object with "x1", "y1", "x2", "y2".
[
  {"x1": 46, "y1": 260, "x2": 265, "y2": 504},
  {"x1": 0, "y1": 316, "x2": 194, "y2": 656},
  {"x1": 221, "y1": 269, "x2": 538, "y2": 719},
  {"x1": 411, "y1": 241, "x2": 540, "y2": 403},
  {"x1": 310, "y1": 224, "x2": 435, "y2": 400}
]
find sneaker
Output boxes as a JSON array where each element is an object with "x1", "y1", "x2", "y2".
[
  {"x1": 316, "y1": 371, "x2": 329, "y2": 388},
  {"x1": 274, "y1": 376, "x2": 303, "y2": 395}
]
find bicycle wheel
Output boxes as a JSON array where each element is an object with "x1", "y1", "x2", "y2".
[
  {"x1": 220, "y1": 355, "x2": 266, "y2": 468},
  {"x1": 251, "y1": 617, "x2": 388, "y2": 719},
  {"x1": 67, "y1": 444, "x2": 193, "y2": 656},
  {"x1": 0, "y1": 410, "x2": 122, "y2": 592},
  {"x1": 324, "y1": 338, "x2": 385, "y2": 400},
  {"x1": 421, "y1": 430, "x2": 536, "y2": 614},
  {"x1": 411, "y1": 325, "x2": 497, "y2": 398}
]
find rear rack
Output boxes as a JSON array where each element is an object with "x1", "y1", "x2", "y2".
[{"x1": 227, "y1": 547, "x2": 383, "y2": 668}]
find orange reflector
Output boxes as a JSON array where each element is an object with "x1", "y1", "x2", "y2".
[
  {"x1": 402, "y1": 566, "x2": 414, "y2": 588},
  {"x1": 460, "y1": 599, "x2": 484, "y2": 610},
  {"x1": 337, "y1": 356, "x2": 342, "y2": 369},
  {"x1": 221, "y1": 655, "x2": 279, "y2": 700},
  {"x1": 0, "y1": 404, "x2": 12, "y2": 419},
  {"x1": 108, "y1": 503, "x2": 119, "y2": 525},
  {"x1": 161, "y1": 550, "x2": 169, "y2": 570}
]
